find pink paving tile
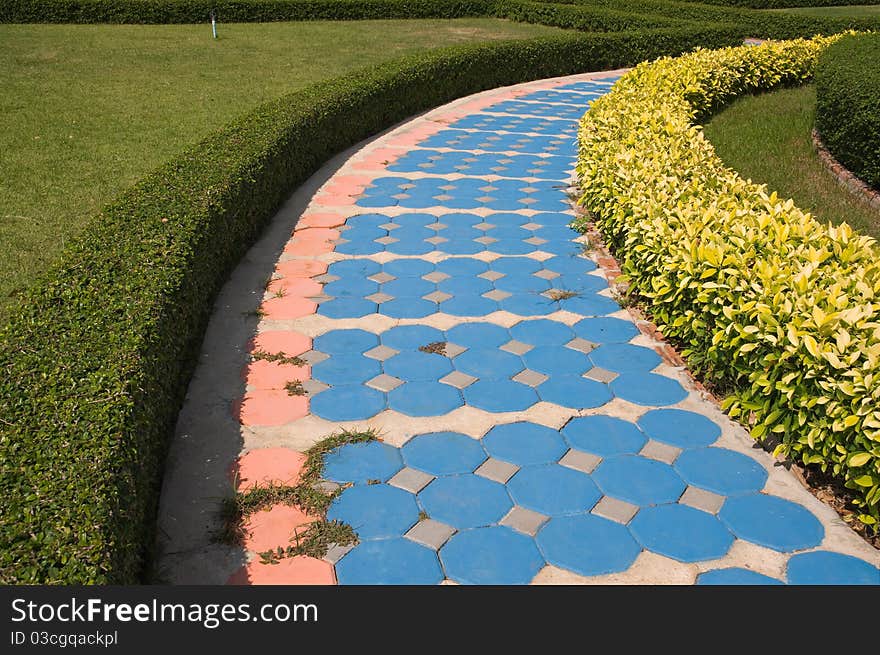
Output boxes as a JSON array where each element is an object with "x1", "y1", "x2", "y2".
[
  {"x1": 283, "y1": 239, "x2": 335, "y2": 256},
  {"x1": 310, "y1": 192, "x2": 357, "y2": 207},
  {"x1": 227, "y1": 556, "x2": 336, "y2": 585},
  {"x1": 266, "y1": 277, "x2": 323, "y2": 297},
  {"x1": 242, "y1": 358, "x2": 310, "y2": 390},
  {"x1": 297, "y1": 212, "x2": 346, "y2": 229},
  {"x1": 331, "y1": 174, "x2": 373, "y2": 186},
  {"x1": 234, "y1": 389, "x2": 309, "y2": 426},
  {"x1": 274, "y1": 259, "x2": 328, "y2": 278},
  {"x1": 322, "y1": 181, "x2": 367, "y2": 197},
  {"x1": 242, "y1": 504, "x2": 320, "y2": 553},
  {"x1": 291, "y1": 227, "x2": 340, "y2": 240},
  {"x1": 260, "y1": 295, "x2": 318, "y2": 320},
  {"x1": 248, "y1": 330, "x2": 311, "y2": 356},
  {"x1": 230, "y1": 447, "x2": 308, "y2": 491}
]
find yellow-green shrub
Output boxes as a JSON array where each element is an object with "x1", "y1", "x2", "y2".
[{"x1": 575, "y1": 35, "x2": 880, "y2": 527}]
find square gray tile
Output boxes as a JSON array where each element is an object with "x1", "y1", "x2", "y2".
[
  {"x1": 313, "y1": 273, "x2": 340, "y2": 284},
  {"x1": 312, "y1": 480, "x2": 339, "y2": 494},
  {"x1": 367, "y1": 373, "x2": 403, "y2": 392},
  {"x1": 592, "y1": 496, "x2": 639, "y2": 524},
  {"x1": 512, "y1": 369, "x2": 548, "y2": 387},
  {"x1": 442, "y1": 342, "x2": 467, "y2": 358},
  {"x1": 475, "y1": 458, "x2": 519, "y2": 484},
  {"x1": 405, "y1": 519, "x2": 456, "y2": 550},
  {"x1": 389, "y1": 467, "x2": 434, "y2": 493},
  {"x1": 364, "y1": 345, "x2": 399, "y2": 361},
  {"x1": 308, "y1": 293, "x2": 334, "y2": 304},
  {"x1": 559, "y1": 449, "x2": 601, "y2": 474},
  {"x1": 365, "y1": 292, "x2": 394, "y2": 304},
  {"x1": 323, "y1": 543, "x2": 355, "y2": 564},
  {"x1": 300, "y1": 379, "x2": 329, "y2": 395},
  {"x1": 584, "y1": 367, "x2": 618, "y2": 383},
  {"x1": 521, "y1": 222, "x2": 542, "y2": 231},
  {"x1": 639, "y1": 440, "x2": 682, "y2": 464},
  {"x1": 483, "y1": 289, "x2": 512, "y2": 301},
  {"x1": 378, "y1": 222, "x2": 400, "y2": 232},
  {"x1": 679, "y1": 486, "x2": 725, "y2": 514},
  {"x1": 423, "y1": 271, "x2": 450, "y2": 283},
  {"x1": 501, "y1": 506, "x2": 548, "y2": 536},
  {"x1": 375, "y1": 236, "x2": 399, "y2": 245},
  {"x1": 478, "y1": 270, "x2": 505, "y2": 281},
  {"x1": 533, "y1": 269, "x2": 560, "y2": 280},
  {"x1": 425, "y1": 236, "x2": 449, "y2": 245},
  {"x1": 440, "y1": 370, "x2": 477, "y2": 389},
  {"x1": 500, "y1": 340, "x2": 534, "y2": 355},
  {"x1": 566, "y1": 337, "x2": 597, "y2": 354},
  {"x1": 474, "y1": 235, "x2": 498, "y2": 245},
  {"x1": 423, "y1": 290, "x2": 452, "y2": 303},
  {"x1": 300, "y1": 350, "x2": 329, "y2": 365},
  {"x1": 368, "y1": 271, "x2": 396, "y2": 284},
  {"x1": 524, "y1": 237, "x2": 548, "y2": 246},
  {"x1": 427, "y1": 223, "x2": 448, "y2": 232},
  {"x1": 474, "y1": 222, "x2": 496, "y2": 231}
]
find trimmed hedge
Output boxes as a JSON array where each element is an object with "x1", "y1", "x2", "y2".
[
  {"x1": 696, "y1": 0, "x2": 879, "y2": 8},
  {"x1": 815, "y1": 32, "x2": 880, "y2": 190},
  {"x1": 575, "y1": 35, "x2": 880, "y2": 528},
  {"x1": 0, "y1": 26, "x2": 742, "y2": 584}
]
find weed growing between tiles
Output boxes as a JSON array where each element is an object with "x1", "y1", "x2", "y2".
[{"x1": 218, "y1": 429, "x2": 378, "y2": 562}]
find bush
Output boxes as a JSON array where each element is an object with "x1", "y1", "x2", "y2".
[
  {"x1": 694, "y1": 0, "x2": 879, "y2": 8},
  {"x1": 575, "y1": 35, "x2": 880, "y2": 528},
  {"x1": 0, "y1": 26, "x2": 742, "y2": 584},
  {"x1": 815, "y1": 32, "x2": 880, "y2": 190}
]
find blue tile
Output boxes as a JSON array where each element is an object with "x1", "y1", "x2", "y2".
[
  {"x1": 387, "y1": 381, "x2": 462, "y2": 417},
  {"x1": 327, "y1": 484, "x2": 419, "y2": 540},
  {"x1": 380, "y1": 325, "x2": 444, "y2": 351},
  {"x1": 490, "y1": 257, "x2": 541, "y2": 275},
  {"x1": 559, "y1": 294, "x2": 620, "y2": 316},
  {"x1": 439, "y1": 239, "x2": 484, "y2": 255},
  {"x1": 438, "y1": 276, "x2": 493, "y2": 295},
  {"x1": 629, "y1": 504, "x2": 734, "y2": 562},
  {"x1": 435, "y1": 257, "x2": 488, "y2": 276},
  {"x1": 489, "y1": 239, "x2": 534, "y2": 255},
  {"x1": 562, "y1": 415, "x2": 647, "y2": 456},
  {"x1": 719, "y1": 494, "x2": 824, "y2": 552},
  {"x1": 310, "y1": 385, "x2": 386, "y2": 421},
  {"x1": 395, "y1": 212, "x2": 436, "y2": 227},
  {"x1": 482, "y1": 421, "x2": 567, "y2": 465},
  {"x1": 317, "y1": 298, "x2": 377, "y2": 319},
  {"x1": 380, "y1": 297, "x2": 436, "y2": 319},
  {"x1": 313, "y1": 329, "x2": 379, "y2": 355},
  {"x1": 637, "y1": 409, "x2": 721, "y2": 448},
  {"x1": 454, "y1": 348, "x2": 524, "y2": 380},
  {"x1": 542, "y1": 254, "x2": 597, "y2": 275},
  {"x1": 383, "y1": 258, "x2": 434, "y2": 278},
  {"x1": 674, "y1": 448, "x2": 768, "y2": 496},
  {"x1": 786, "y1": 551, "x2": 879, "y2": 585},
  {"x1": 509, "y1": 319, "x2": 574, "y2": 346},
  {"x1": 419, "y1": 474, "x2": 512, "y2": 529},
  {"x1": 312, "y1": 354, "x2": 382, "y2": 386},
  {"x1": 499, "y1": 293, "x2": 557, "y2": 316},
  {"x1": 445, "y1": 322, "x2": 510, "y2": 349},
  {"x1": 323, "y1": 441, "x2": 403, "y2": 484},
  {"x1": 439, "y1": 294, "x2": 498, "y2": 317},
  {"x1": 463, "y1": 379, "x2": 538, "y2": 412},
  {"x1": 336, "y1": 538, "x2": 443, "y2": 585},
  {"x1": 385, "y1": 239, "x2": 433, "y2": 256},
  {"x1": 522, "y1": 346, "x2": 592, "y2": 376},
  {"x1": 537, "y1": 514, "x2": 641, "y2": 576},
  {"x1": 610, "y1": 373, "x2": 688, "y2": 406},
  {"x1": 402, "y1": 432, "x2": 487, "y2": 476},
  {"x1": 536, "y1": 375, "x2": 612, "y2": 409},
  {"x1": 382, "y1": 277, "x2": 435, "y2": 298},
  {"x1": 551, "y1": 273, "x2": 608, "y2": 294},
  {"x1": 507, "y1": 464, "x2": 601, "y2": 516},
  {"x1": 383, "y1": 351, "x2": 452, "y2": 382},
  {"x1": 494, "y1": 274, "x2": 550, "y2": 293},
  {"x1": 589, "y1": 343, "x2": 662, "y2": 373},
  {"x1": 697, "y1": 568, "x2": 784, "y2": 585},
  {"x1": 345, "y1": 213, "x2": 394, "y2": 229},
  {"x1": 572, "y1": 317, "x2": 639, "y2": 343},
  {"x1": 334, "y1": 239, "x2": 383, "y2": 256},
  {"x1": 441, "y1": 526, "x2": 544, "y2": 585},
  {"x1": 592, "y1": 455, "x2": 686, "y2": 506},
  {"x1": 327, "y1": 259, "x2": 382, "y2": 278}
]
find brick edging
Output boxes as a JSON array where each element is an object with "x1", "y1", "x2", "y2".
[{"x1": 811, "y1": 128, "x2": 880, "y2": 212}]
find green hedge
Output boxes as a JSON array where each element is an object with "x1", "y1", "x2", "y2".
[
  {"x1": 576, "y1": 35, "x2": 880, "y2": 528},
  {"x1": 0, "y1": 26, "x2": 742, "y2": 584},
  {"x1": 694, "y1": 0, "x2": 879, "y2": 8},
  {"x1": 816, "y1": 32, "x2": 880, "y2": 190}
]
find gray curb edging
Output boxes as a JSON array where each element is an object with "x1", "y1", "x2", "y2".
[{"x1": 811, "y1": 128, "x2": 880, "y2": 212}]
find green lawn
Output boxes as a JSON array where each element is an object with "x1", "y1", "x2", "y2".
[
  {"x1": 703, "y1": 84, "x2": 880, "y2": 239},
  {"x1": 766, "y1": 4, "x2": 880, "y2": 17},
  {"x1": 0, "y1": 19, "x2": 565, "y2": 313}
]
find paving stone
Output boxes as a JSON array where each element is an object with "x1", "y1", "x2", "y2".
[
  {"x1": 512, "y1": 369, "x2": 549, "y2": 387},
  {"x1": 630, "y1": 504, "x2": 734, "y2": 563},
  {"x1": 566, "y1": 337, "x2": 597, "y2": 353},
  {"x1": 375, "y1": 236, "x2": 399, "y2": 245},
  {"x1": 368, "y1": 271, "x2": 396, "y2": 283},
  {"x1": 324, "y1": 441, "x2": 403, "y2": 484},
  {"x1": 405, "y1": 519, "x2": 457, "y2": 550},
  {"x1": 501, "y1": 506, "x2": 549, "y2": 536},
  {"x1": 639, "y1": 440, "x2": 682, "y2": 465},
  {"x1": 323, "y1": 543, "x2": 355, "y2": 564},
  {"x1": 483, "y1": 289, "x2": 512, "y2": 301},
  {"x1": 442, "y1": 342, "x2": 468, "y2": 358},
  {"x1": 478, "y1": 270, "x2": 505, "y2": 281},
  {"x1": 674, "y1": 447, "x2": 768, "y2": 496},
  {"x1": 583, "y1": 367, "x2": 618, "y2": 383},
  {"x1": 299, "y1": 349, "x2": 330, "y2": 365},
  {"x1": 425, "y1": 236, "x2": 448, "y2": 245},
  {"x1": 475, "y1": 457, "x2": 520, "y2": 484},
  {"x1": 423, "y1": 271, "x2": 451, "y2": 283},
  {"x1": 365, "y1": 292, "x2": 394, "y2": 304},
  {"x1": 500, "y1": 339, "x2": 534, "y2": 355},
  {"x1": 786, "y1": 551, "x2": 879, "y2": 585},
  {"x1": 313, "y1": 273, "x2": 340, "y2": 284},
  {"x1": 679, "y1": 486, "x2": 726, "y2": 514},
  {"x1": 336, "y1": 539, "x2": 443, "y2": 585},
  {"x1": 423, "y1": 290, "x2": 452, "y2": 303},
  {"x1": 366, "y1": 373, "x2": 404, "y2": 392},
  {"x1": 559, "y1": 449, "x2": 601, "y2": 474},
  {"x1": 591, "y1": 496, "x2": 639, "y2": 524},
  {"x1": 300, "y1": 379, "x2": 329, "y2": 395},
  {"x1": 363, "y1": 345, "x2": 399, "y2": 361},
  {"x1": 439, "y1": 370, "x2": 477, "y2": 389},
  {"x1": 389, "y1": 467, "x2": 435, "y2": 493},
  {"x1": 441, "y1": 526, "x2": 544, "y2": 585}
]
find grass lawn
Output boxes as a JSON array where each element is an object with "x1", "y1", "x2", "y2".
[
  {"x1": 766, "y1": 4, "x2": 880, "y2": 17},
  {"x1": 0, "y1": 19, "x2": 566, "y2": 314},
  {"x1": 703, "y1": 84, "x2": 880, "y2": 239}
]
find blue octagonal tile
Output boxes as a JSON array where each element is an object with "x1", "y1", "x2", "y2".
[
  {"x1": 537, "y1": 514, "x2": 641, "y2": 576},
  {"x1": 522, "y1": 346, "x2": 592, "y2": 376},
  {"x1": 383, "y1": 351, "x2": 452, "y2": 381},
  {"x1": 536, "y1": 375, "x2": 612, "y2": 409},
  {"x1": 463, "y1": 379, "x2": 538, "y2": 412},
  {"x1": 610, "y1": 373, "x2": 688, "y2": 406},
  {"x1": 697, "y1": 568, "x2": 784, "y2": 585},
  {"x1": 719, "y1": 494, "x2": 824, "y2": 552},
  {"x1": 323, "y1": 441, "x2": 403, "y2": 484},
  {"x1": 312, "y1": 354, "x2": 382, "y2": 386},
  {"x1": 482, "y1": 421, "x2": 567, "y2": 465},
  {"x1": 317, "y1": 298, "x2": 377, "y2": 319},
  {"x1": 388, "y1": 381, "x2": 462, "y2": 417},
  {"x1": 445, "y1": 322, "x2": 510, "y2": 349},
  {"x1": 562, "y1": 415, "x2": 646, "y2": 456},
  {"x1": 507, "y1": 464, "x2": 602, "y2": 516},
  {"x1": 383, "y1": 258, "x2": 434, "y2": 278},
  {"x1": 310, "y1": 385, "x2": 386, "y2": 421},
  {"x1": 402, "y1": 431, "x2": 487, "y2": 476},
  {"x1": 379, "y1": 324, "x2": 445, "y2": 351},
  {"x1": 328, "y1": 258, "x2": 382, "y2": 277},
  {"x1": 589, "y1": 343, "x2": 662, "y2": 373},
  {"x1": 454, "y1": 348, "x2": 523, "y2": 380},
  {"x1": 336, "y1": 538, "x2": 443, "y2": 585},
  {"x1": 419, "y1": 474, "x2": 512, "y2": 529},
  {"x1": 637, "y1": 409, "x2": 721, "y2": 448},
  {"x1": 327, "y1": 484, "x2": 419, "y2": 540},
  {"x1": 786, "y1": 551, "x2": 879, "y2": 585},
  {"x1": 381, "y1": 297, "x2": 436, "y2": 319},
  {"x1": 674, "y1": 448, "x2": 768, "y2": 496},
  {"x1": 572, "y1": 317, "x2": 639, "y2": 343},
  {"x1": 629, "y1": 504, "x2": 734, "y2": 562},
  {"x1": 441, "y1": 526, "x2": 544, "y2": 585},
  {"x1": 436, "y1": 257, "x2": 488, "y2": 276},
  {"x1": 313, "y1": 329, "x2": 379, "y2": 355},
  {"x1": 592, "y1": 455, "x2": 686, "y2": 506},
  {"x1": 509, "y1": 318, "x2": 574, "y2": 346}
]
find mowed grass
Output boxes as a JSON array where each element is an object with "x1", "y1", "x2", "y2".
[
  {"x1": 767, "y1": 5, "x2": 880, "y2": 17},
  {"x1": 703, "y1": 84, "x2": 880, "y2": 239},
  {"x1": 0, "y1": 19, "x2": 566, "y2": 313}
]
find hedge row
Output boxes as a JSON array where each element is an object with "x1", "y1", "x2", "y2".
[
  {"x1": 815, "y1": 32, "x2": 880, "y2": 190},
  {"x1": 0, "y1": 26, "x2": 743, "y2": 584},
  {"x1": 695, "y1": 0, "x2": 879, "y2": 8},
  {"x1": 575, "y1": 35, "x2": 880, "y2": 528}
]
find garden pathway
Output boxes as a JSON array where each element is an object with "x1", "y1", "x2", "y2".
[{"x1": 156, "y1": 71, "x2": 879, "y2": 585}]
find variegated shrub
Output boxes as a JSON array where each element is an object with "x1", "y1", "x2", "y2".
[{"x1": 575, "y1": 35, "x2": 880, "y2": 527}]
